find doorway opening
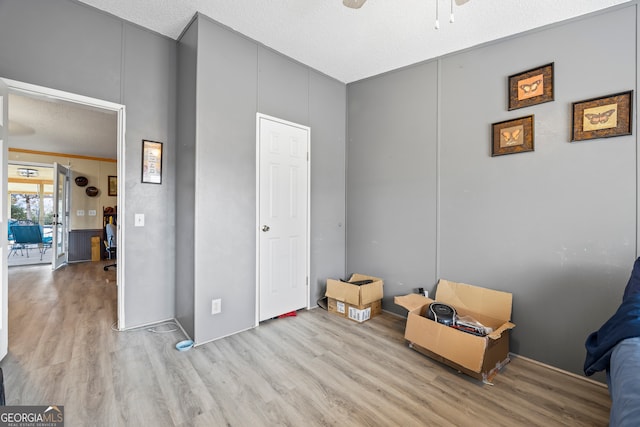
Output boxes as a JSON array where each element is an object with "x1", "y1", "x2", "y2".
[
  {"x1": 7, "y1": 162, "x2": 54, "y2": 266},
  {"x1": 1, "y1": 78, "x2": 126, "y2": 331}
]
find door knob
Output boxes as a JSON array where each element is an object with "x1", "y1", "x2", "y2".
[{"x1": 262, "y1": 225, "x2": 270, "y2": 232}]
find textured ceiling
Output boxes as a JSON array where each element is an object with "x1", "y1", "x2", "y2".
[
  {"x1": 8, "y1": 93, "x2": 118, "y2": 159},
  {"x1": 77, "y1": 0, "x2": 630, "y2": 83}
]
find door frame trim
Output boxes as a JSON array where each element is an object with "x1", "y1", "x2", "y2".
[
  {"x1": 255, "y1": 113, "x2": 311, "y2": 326},
  {"x1": 52, "y1": 162, "x2": 70, "y2": 270},
  {"x1": 0, "y1": 77, "x2": 126, "y2": 329}
]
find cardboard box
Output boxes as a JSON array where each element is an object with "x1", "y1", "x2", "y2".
[
  {"x1": 325, "y1": 274, "x2": 383, "y2": 322},
  {"x1": 327, "y1": 298, "x2": 382, "y2": 322},
  {"x1": 395, "y1": 279, "x2": 515, "y2": 383},
  {"x1": 326, "y1": 274, "x2": 383, "y2": 306}
]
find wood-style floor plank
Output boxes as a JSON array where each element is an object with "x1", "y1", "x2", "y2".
[{"x1": 1, "y1": 263, "x2": 611, "y2": 426}]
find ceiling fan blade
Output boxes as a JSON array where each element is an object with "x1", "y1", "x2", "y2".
[
  {"x1": 343, "y1": 0, "x2": 367, "y2": 9},
  {"x1": 455, "y1": 0, "x2": 471, "y2": 5}
]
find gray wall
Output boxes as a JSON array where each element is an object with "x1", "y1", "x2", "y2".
[
  {"x1": 309, "y1": 70, "x2": 347, "y2": 304},
  {"x1": 346, "y1": 3, "x2": 638, "y2": 377},
  {"x1": 178, "y1": 15, "x2": 346, "y2": 344},
  {"x1": 175, "y1": 18, "x2": 198, "y2": 338},
  {"x1": 0, "y1": 0, "x2": 177, "y2": 327},
  {"x1": 347, "y1": 62, "x2": 439, "y2": 307},
  {"x1": 192, "y1": 15, "x2": 258, "y2": 344}
]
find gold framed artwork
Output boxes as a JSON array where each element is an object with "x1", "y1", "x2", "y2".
[
  {"x1": 508, "y1": 63, "x2": 554, "y2": 110},
  {"x1": 108, "y1": 175, "x2": 117, "y2": 196},
  {"x1": 142, "y1": 140, "x2": 163, "y2": 184},
  {"x1": 491, "y1": 115, "x2": 535, "y2": 157},
  {"x1": 571, "y1": 90, "x2": 633, "y2": 142}
]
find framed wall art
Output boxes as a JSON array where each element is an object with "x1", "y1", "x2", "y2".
[
  {"x1": 142, "y1": 140, "x2": 163, "y2": 184},
  {"x1": 571, "y1": 90, "x2": 633, "y2": 142},
  {"x1": 491, "y1": 115, "x2": 535, "y2": 157},
  {"x1": 108, "y1": 175, "x2": 117, "y2": 196},
  {"x1": 508, "y1": 63, "x2": 554, "y2": 110}
]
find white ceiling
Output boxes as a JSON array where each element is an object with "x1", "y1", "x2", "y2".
[
  {"x1": 8, "y1": 92, "x2": 118, "y2": 159},
  {"x1": 8, "y1": 0, "x2": 630, "y2": 160},
  {"x1": 77, "y1": 0, "x2": 630, "y2": 84}
]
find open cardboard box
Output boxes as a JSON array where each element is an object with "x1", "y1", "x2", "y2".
[
  {"x1": 395, "y1": 279, "x2": 515, "y2": 383},
  {"x1": 325, "y1": 274, "x2": 383, "y2": 323}
]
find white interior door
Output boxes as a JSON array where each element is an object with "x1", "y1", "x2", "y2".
[
  {"x1": 257, "y1": 114, "x2": 310, "y2": 322},
  {"x1": 52, "y1": 162, "x2": 69, "y2": 270},
  {"x1": 0, "y1": 80, "x2": 8, "y2": 359}
]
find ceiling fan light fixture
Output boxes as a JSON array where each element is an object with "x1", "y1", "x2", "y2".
[
  {"x1": 343, "y1": 0, "x2": 367, "y2": 9},
  {"x1": 450, "y1": 0, "x2": 455, "y2": 23},
  {"x1": 436, "y1": 0, "x2": 464, "y2": 29},
  {"x1": 17, "y1": 168, "x2": 38, "y2": 177}
]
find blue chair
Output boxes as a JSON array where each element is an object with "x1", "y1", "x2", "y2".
[
  {"x1": 8, "y1": 219, "x2": 34, "y2": 257},
  {"x1": 40, "y1": 225, "x2": 53, "y2": 246},
  {"x1": 7, "y1": 220, "x2": 21, "y2": 257},
  {"x1": 10, "y1": 224, "x2": 48, "y2": 261},
  {"x1": 7, "y1": 220, "x2": 17, "y2": 241}
]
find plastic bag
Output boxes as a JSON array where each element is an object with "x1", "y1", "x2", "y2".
[{"x1": 453, "y1": 315, "x2": 493, "y2": 337}]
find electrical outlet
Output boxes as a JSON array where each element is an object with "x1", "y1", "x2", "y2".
[{"x1": 211, "y1": 298, "x2": 221, "y2": 315}]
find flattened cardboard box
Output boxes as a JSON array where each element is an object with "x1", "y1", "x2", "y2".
[
  {"x1": 395, "y1": 279, "x2": 515, "y2": 382},
  {"x1": 325, "y1": 274, "x2": 383, "y2": 307}
]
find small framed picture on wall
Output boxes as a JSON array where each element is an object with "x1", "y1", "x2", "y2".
[
  {"x1": 141, "y1": 140, "x2": 163, "y2": 184},
  {"x1": 508, "y1": 63, "x2": 554, "y2": 110},
  {"x1": 491, "y1": 115, "x2": 535, "y2": 156},
  {"x1": 108, "y1": 175, "x2": 117, "y2": 196},
  {"x1": 571, "y1": 90, "x2": 633, "y2": 142}
]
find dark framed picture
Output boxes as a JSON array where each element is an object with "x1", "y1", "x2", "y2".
[
  {"x1": 491, "y1": 115, "x2": 535, "y2": 157},
  {"x1": 108, "y1": 175, "x2": 117, "y2": 196},
  {"x1": 571, "y1": 90, "x2": 633, "y2": 142},
  {"x1": 142, "y1": 140, "x2": 163, "y2": 184},
  {"x1": 508, "y1": 63, "x2": 554, "y2": 110}
]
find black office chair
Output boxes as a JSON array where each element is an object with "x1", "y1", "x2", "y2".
[{"x1": 104, "y1": 223, "x2": 117, "y2": 271}]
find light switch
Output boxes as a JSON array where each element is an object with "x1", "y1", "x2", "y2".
[
  {"x1": 77, "y1": 210, "x2": 85, "y2": 216},
  {"x1": 134, "y1": 213, "x2": 145, "y2": 227},
  {"x1": 88, "y1": 210, "x2": 97, "y2": 216}
]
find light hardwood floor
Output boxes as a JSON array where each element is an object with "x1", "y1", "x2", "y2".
[{"x1": 2, "y1": 262, "x2": 611, "y2": 426}]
